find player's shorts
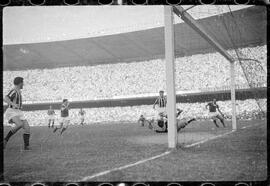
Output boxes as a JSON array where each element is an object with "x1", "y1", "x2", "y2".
[
  {"x1": 155, "y1": 106, "x2": 167, "y2": 118},
  {"x1": 48, "y1": 115, "x2": 55, "y2": 120},
  {"x1": 209, "y1": 112, "x2": 219, "y2": 119},
  {"x1": 60, "y1": 117, "x2": 70, "y2": 127},
  {"x1": 80, "y1": 115, "x2": 85, "y2": 120},
  {"x1": 4, "y1": 108, "x2": 26, "y2": 123}
]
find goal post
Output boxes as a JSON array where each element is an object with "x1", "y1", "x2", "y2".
[
  {"x1": 172, "y1": 5, "x2": 237, "y2": 131},
  {"x1": 164, "y1": 6, "x2": 178, "y2": 149}
]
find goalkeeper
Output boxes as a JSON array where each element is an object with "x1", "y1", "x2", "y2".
[{"x1": 153, "y1": 109, "x2": 196, "y2": 133}]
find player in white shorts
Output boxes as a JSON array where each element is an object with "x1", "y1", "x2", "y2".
[
  {"x1": 206, "y1": 99, "x2": 226, "y2": 128},
  {"x1": 47, "y1": 105, "x2": 56, "y2": 128},
  {"x1": 78, "y1": 108, "x2": 86, "y2": 125},
  {"x1": 53, "y1": 99, "x2": 70, "y2": 135},
  {"x1": 3, "y1": 77, "x2": 31, "y2": 150}
]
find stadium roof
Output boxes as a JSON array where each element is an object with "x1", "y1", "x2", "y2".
[{"x1": 3, "y1": 6, "x2": 266, "y2": 70}]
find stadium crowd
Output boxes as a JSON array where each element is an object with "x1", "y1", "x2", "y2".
[
  {"x1": 3, "y1": 45, "x2": 266, "y2": 126},
  {"x1": 3, "y1": 45, "x2": 266, "y2": 104},
  {"x1": 4, "y1": 99, "x2": 266, "y2": 126}
]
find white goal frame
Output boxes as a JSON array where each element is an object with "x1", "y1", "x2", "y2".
[{"x1": 164, "y1": 6, "x2": 237, "y2": 149}]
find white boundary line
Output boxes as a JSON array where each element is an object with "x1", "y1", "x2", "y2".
[
  {"x1": 80, "y1": 120, "x2": 266, "y2": 181},
  {"x1": 184, "y1": 120, "x2": 266, "y2": 148},
  {"x1": 80, "y1": 151, "x2": 171, "y2": 181},
  {"x1": 184, "y1": 130, "x2": 235, "y2": 148}
]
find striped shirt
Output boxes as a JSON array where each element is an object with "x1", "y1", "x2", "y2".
[
  {"x1": 154, "y1": 96, "x2": 167, "y2": 108},
  {"x1": 6, "y1": 88, "x2": 22, "y2": 109},
  {"x1": 61, "y1": 104, "x2": 69, "y2": 117}
]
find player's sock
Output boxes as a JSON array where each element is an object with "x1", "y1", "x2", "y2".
[
  {"x1": 221, "y1": 119, "x2": 226, "y2": 127},
  {"x1": 5, "y1": 130, "x2": 15, "y2": 142},
  {"x1": 23, "y1": 133, "x2": 30, "y2": 150},
  {"x1": 213, "y1": 120, "x2": 219, "y2": 128},
  {"x1": 52, "y1": 121, "x2": 54, "y2": 128},
  {"x1": 48, "y1": 122, "x2": 50, "y2": 128},
  {"x1": 60, "y1": 127, "x2": 67, "y2": 135},
  {"x1": 53, "y1": 127, "x2": 59, "y2": 133}
]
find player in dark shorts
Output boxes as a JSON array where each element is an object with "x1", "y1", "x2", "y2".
[
  {"x1": 78, "y1": 108, "x2": 86, "y2": 125},
  {"x1": 3, "y1": 77, "x2": 31, "y2": 150},
  {"x1": 53, "y1": 99, "x2": 70, "y2": 135},
  {"x1": 47, "y1": 105, "x2": 55, "y2": 128},
  {"x1": 206, "y1": 99, "x2": 225, "y2": 128},
  {"x1": 153, "y1": 109, "x2": 196, "y2": 133}
]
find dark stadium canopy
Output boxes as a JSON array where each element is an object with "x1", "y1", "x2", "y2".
[{"x1": 3, "y1": 6, "x2": 266, "y2": 70}]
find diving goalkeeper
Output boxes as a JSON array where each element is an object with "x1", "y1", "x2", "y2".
[{"x1": 153, "y1": 108, "x2": 196, "y2": 133}]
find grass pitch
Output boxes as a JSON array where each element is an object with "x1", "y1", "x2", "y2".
[{"x1": 3, "y1": 119, "x2": 267, "y2": 182}]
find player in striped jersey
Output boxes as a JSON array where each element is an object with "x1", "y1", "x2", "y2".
[
  {"x1": 78, "y1": 108, "x2": 86, "y2": 125},
  {"x1": 53, "y1": 99, "x2": 70, "y2": 135},
  {"x1": 47, "y1": 105, "x2": 55, "y2": 128},
  {"x1": 3, "y1": 77, "x2": 31, "y2": 150},
  {"x1": 153, "y1": 90, "x2": 167, "y2": 117}
]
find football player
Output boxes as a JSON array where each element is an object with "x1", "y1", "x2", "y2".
[
  {"x1": 3, "y1": 77, "x2": 31, "y2": 150},
  {"x1": 78, "y1": 108, "x2": 86, "y2": 125},
  {"x1": 206, "y1": 99, "x2": 225, "y2": 128},
  {"x1": 153, "y1": 108, "x2": 196, "y2": 133},
  {"x1": 47, "y1": 105, "x2": 55, "y2": 128},
  {"x1": 53, "y1": 99, "x2": 70, "y2": 135}
]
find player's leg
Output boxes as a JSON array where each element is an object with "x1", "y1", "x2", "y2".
[
  {"x1": 212, "y1": 118, "x2": 219, "y2": 128},
  {"x1": 146, "y1": 119, "x2": 153, "y2": 129},
  {"x1": 22, "y1": 120, "x2": 31, "y2": 150},
  {"x1": 60, "y1": 119, "x2": 69, "y2": 135},
  {"x1": 53, "y1": 121, "x2": 63, "y2": 133},
  {"x1": 51, "y1": 119, "x2": 55, "y2": 128},
  {"x1": 48, "y1": 119, "x2": 51, "y2": 128},
  {"x1": 4, "y1": 116, "x2": 24, "y2": 148},
  {"x1": 176, "y1": 118, "x2": 196, "y2": 132},
  {"x1": 80, "y1": 117, "x2": 84, "y2": 125},
  {"x1": 216, "y1": 114, "x2": 225, "y2": 127}
]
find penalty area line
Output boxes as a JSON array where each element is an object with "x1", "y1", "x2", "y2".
[{"x1": 80, "y1": 151, "x2": 171, "y2": 181}]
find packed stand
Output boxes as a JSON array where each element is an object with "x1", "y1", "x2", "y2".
[
  {"x1": 3, "y1": 45, "x2": 266, "y2": 104},
  {"x1": 3, "y1": 98, "x2": 266, "y2": 127}
]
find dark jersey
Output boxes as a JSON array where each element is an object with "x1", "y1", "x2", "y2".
[
  {"x1": 207, "y1": 102, "x2": 219, "y2": 112},
  {"x1": 155, "y1": 120, "x2": 168, "y2": 133},
  {"x1": 154, "y1": 96, "x2": 167, "y2": 108},
  {"x1": 138, "y1": 115, "x2": 145, "y2": 122},
  {"x1": 48, "y1": 109, "x2": 55, "y2": 115},
  {"x1": 79, "y1": 110, "x2": 85, "y2": 116},
  {"x1": 6, "y1": 88, "x2": 22, "y2": 109},
  {"x1": 61, "y1": 104, "x2": 69, "y2": 117}
]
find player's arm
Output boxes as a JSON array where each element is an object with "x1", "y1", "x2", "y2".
[
  {"x1": 153, "y1": 98, "x2": 158, "y2": 109},
  {"x1": 205, "y1": 103, "x2": 209, "y2": 110},
  {"x1": 4, "y1": 91, "x2": 19, "y2": 108}
]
